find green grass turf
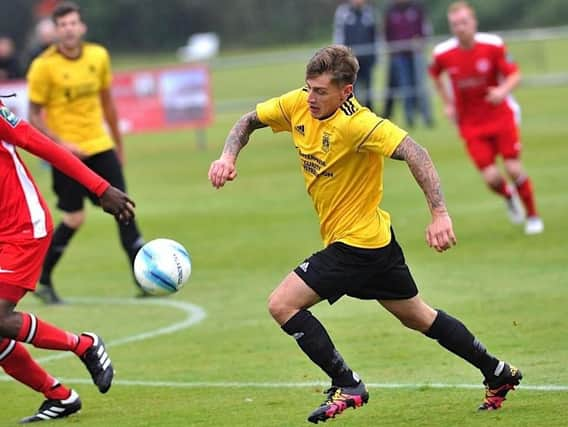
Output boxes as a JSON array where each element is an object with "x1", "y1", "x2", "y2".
[{"x1": 0, "y1": 52, "x2": 566, "y2": 425}]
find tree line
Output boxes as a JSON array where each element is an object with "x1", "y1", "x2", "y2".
[{"x1": 5, "y1": 0, "x2": 567, "y2": 53}]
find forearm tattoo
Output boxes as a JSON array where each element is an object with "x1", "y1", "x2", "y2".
[
  {"x1": 391, "y1": 136, "x2": 447, "y2": 212},
  {"x1": 223, "y1": 111, "x2": 267, "y2": 157}
]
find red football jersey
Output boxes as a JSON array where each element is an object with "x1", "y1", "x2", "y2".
[
  {"x1": 429, "y1": 33, "x2": 520, "y2": 133},
  {"x1": 0, "y1": 102, "x2": 109, "y2": 240}
]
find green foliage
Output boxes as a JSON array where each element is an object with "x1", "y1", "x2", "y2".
[
  {"x1": 15, "y1": 0, "x2": 566, "y2": 52},
  {"x1": 426, "y1": 0, "x2": 568, "y2": 34}
]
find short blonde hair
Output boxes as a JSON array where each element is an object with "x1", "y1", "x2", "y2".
[{"x1": 448, "y1": 1, "x2": 476, "y2": 17}]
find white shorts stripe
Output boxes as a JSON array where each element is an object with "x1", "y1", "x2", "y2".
[{"x1": 1, "y1": 142, "x2": 47, "y2": 238}]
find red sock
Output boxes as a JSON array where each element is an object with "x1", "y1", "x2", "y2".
[
  {"x1": 489, "y1": 179, "x2": 512, "y2": 199},
  {"x1": 516, "y1": 176, "x2": 538, "y2": 217},
  {"x1": 16, "y1": 313, "x2": 78, "y2": 352},
  {"x1": 0, "y1": 338, "x2": 71, "y2": 400},
  {"x1": 74, "y1": 334, "x2": 94, "y2": 357}
]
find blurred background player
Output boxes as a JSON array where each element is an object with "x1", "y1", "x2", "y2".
[
  {"x1": 0, "y1": 100, "x2": 134, "y2": 423},
  {"x1": 209, "y1": 45, "x2": 522, "y2": 423},
  {"x1": 383, "y1": 0, "x2": 433, "y2": 128},
  {"x1": 429, "y1": 1, "x2": 543, "y2": 235},
  {"x1": 0, "y1": 36, "x2": 22, "y2": 81},
  {"x1": 26, "y1": 1, "x2": 146, "y2": 304},
  {"x1": 25, "y1": 18, "x2": 57, "y2": 72},
  {"x1": 333, "y1": 0, "x2": 378, "y2": 110}
]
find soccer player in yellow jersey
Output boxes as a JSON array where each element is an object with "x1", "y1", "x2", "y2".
[
  {"x1": 26, "y1": 2, "x2": 146, "y2": 303},
  {"x1": 209, "y1": 45, "x2": 522, "y2": 422}
]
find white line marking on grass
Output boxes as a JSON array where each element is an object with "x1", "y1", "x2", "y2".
[
  {"x1": 35, "y1": 297, "x2": 206, "y2": 364},
  {"x1": 0, "y1": 377, "x2": 566, "y2": 392},
  {"x1": 2, "y1": 297, "x2": 566, "y2": 393}
]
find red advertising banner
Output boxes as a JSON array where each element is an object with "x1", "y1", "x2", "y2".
[
  {"x1": 113, "y1": 64, "x2": 213, "y2": 134},
  {"x1": 0, "y1": 64, "x2": 213, "y2": 134}
]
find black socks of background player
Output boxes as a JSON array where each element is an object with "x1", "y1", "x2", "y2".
[
  {"x1": 118, "y1": 221, "x2": 144, "y2": 267},
  {"x1": 282, "y1": 309, "x2": 359, "y2": 388},
  {"x1": 40, "y1": 223, "x2": 77, "y2": 287},
  {"x1": 425, "y1": 309, "x2": 500, "y2": 380}
]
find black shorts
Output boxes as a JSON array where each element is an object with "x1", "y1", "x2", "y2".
[
  {"x1": 294, "y1": 230, "x2": 418, "y2": 304},
  {"x1": 52, "y1": 149, "x2": 126, "y2": 212}
]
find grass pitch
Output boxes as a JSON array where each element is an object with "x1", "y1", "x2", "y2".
[{"x1": 1, "y1": 47, "x2": 567, "y2": 426}]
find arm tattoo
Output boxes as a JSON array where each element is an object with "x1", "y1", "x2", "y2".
[
  {"x1": 223, "y1": 111, "x2": 267, "y2": 157},
  {"x1": 391, "y1": 136, "x2": 447, "y2": 213}
]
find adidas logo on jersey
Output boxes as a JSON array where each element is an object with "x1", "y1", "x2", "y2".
[
  {"x1": 295, "y1": 124, "x2": 305, "y2": 136},
  {"x1": 299, "y1": 261, "x2": 309, "y2": 272}
]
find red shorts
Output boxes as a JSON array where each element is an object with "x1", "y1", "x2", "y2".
[
  {"x1": 461, "y1": 123, "x2": 521, "y2": 170},
  {"x1": 0, "y1": 234, "x2": 52, "y2": 303}
]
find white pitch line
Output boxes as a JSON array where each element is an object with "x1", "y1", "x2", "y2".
[
  {"x1": 35, "y1": 297, "x2": 206, "y2": 364},
  {"x1": 0, "y1": 377, "x2": 566, "y2": 391},
  {"x1": 2, "y1": 297, "x2": 567, "y2": 393}
]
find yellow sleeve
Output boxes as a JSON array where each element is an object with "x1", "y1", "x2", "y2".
[
  {"x1": 100, "y1": 47, "x2": 112, "y2": 89},
  {"x1": 354, "y1": 111, "x2": 407, "y2": 157},
  {"x1": 256, "y1": 88, "x2": 302, "y2": 133},
  {"x1": 26, "y1": 59, "x2": 50, "y2": 105}
]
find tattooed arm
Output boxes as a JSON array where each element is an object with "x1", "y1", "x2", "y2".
[
  {"x1": 208, "y1": 111, "x2": 267, "y2": 189},
  {"x1": 391, "y1": 136, "x2": 457, "y2": 252}
]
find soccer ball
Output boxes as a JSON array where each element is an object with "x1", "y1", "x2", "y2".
[{"x1": 134, "y1": 239, "x2": 192, "y2": 295}]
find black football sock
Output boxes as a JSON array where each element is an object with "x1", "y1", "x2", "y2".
[
  {"x1": 282, "y1": 309, "x2": 359, "y2": 388},
  {"x1": 117, "y1": 221, "x2": 144, "y2": 266},
  {"x1": 40, "y1": 222, "x2": 77, "y2": 286},
  {"x1": 425, "y1": 309, "x2": 500, "y2": 379}
]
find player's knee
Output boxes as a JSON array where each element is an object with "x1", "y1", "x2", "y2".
[
  {"x1": 480, "y1": 165, "x2": 500, "y2": 185},
  {"x1": 267, "y1": 295, "x2": 282, "y2": 318},
  {"x1": 504, "y1": 162, "x2": 524, "y2": 181},
  {"x1": 63, "y1": 211, "x2": 86, "y2": 229},
  {"x1": 267, "y1": 294, "x2": 292, "y2": 324},
  {"x1": 0, "y1": 311, "x2": 19, "y2": 337}
]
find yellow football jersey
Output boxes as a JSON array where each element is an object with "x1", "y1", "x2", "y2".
[
  {"x1": 27, "y1": 43, "x2": 114, "y2": 156},
  {"x1": 257, "y1": 88, "x2": 407, "y2": 248}
]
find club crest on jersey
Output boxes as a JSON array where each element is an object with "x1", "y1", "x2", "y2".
[
  {"x1": 322, "y1": 132, "x2": 331, "y2": 153},
  {"x1": 0, "y1": 105, "x2": 20, "y2": 127},
  {"x1": 476, "y1": 58, "x2": 490, "y2": 73}
]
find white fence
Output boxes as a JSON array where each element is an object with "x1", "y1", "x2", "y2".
[{"x1": 211, "y1": 25, "x2": 568, "y2": 113}]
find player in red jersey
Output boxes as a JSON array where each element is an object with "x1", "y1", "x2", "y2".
[
  {"x1": 429, "y1": 1, "x2": 543, "y2": 235},
  {"x1": 0, "y1": 100, "x2": 135, "y2": 423}
]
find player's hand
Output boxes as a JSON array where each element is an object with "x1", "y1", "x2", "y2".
[
  {"x1": 208, "y1": 156, "x2": 237, "y2": 189},
  {"x1": 443, "y1": 103, "x2": 456, "y2": 123},
  {"x1": 100, "y1": 186, "x2": 136, "y2": 224},
  {"x1": 485, "y1": 86, "x2": 506, "y2": 105},
  {"x1": 426, "y1": 212, "x2": 457, "y2": 253}
]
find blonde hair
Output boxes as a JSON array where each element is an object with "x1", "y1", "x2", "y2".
[{"x1": 448, "y1": 1, "x2": 476, "y2": 17}]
